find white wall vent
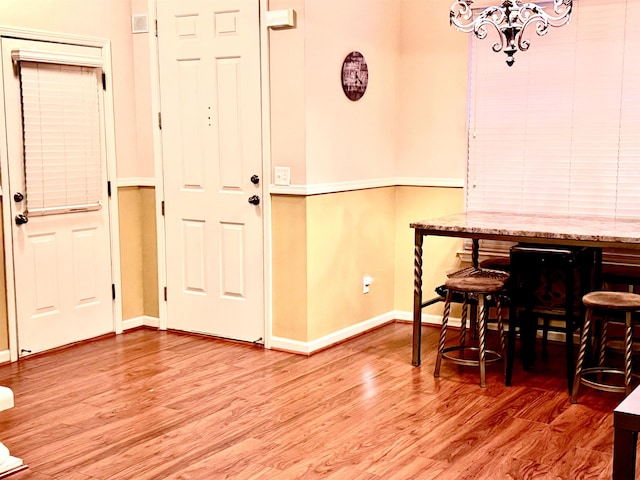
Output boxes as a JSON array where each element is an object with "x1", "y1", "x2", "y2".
[{"x1": 132, "y1": 14, "x2": 149, "y2": 34}]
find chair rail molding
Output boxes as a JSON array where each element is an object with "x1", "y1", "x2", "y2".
[
  {"x1": 269, "y1": 177, "x2": 464, "y2": 195},
  {"x1": 117, "y1": 178, "x2": 156, "y2": 188}
]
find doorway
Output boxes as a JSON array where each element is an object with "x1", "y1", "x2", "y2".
[
  {"x1": 157, "y1": 0, "x2": 265, "y2": 342},
  {"x1": 0, "y1": 36, "x2": 119, "y2": 357}
]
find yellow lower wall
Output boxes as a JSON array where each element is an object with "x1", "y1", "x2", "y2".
[
  {"x1": 140, "y1": 187, "x2": 159, "y2": 318},
  {"x1": 0, "y1": 185, "x2": 461, "y2": 354},
  {"x1": 119, "y1": 187, "x2": 145, "y2": 320},
  {"x1": 272, "y1": 195, "x2": 308, "y2": 341},
  {"x1": 272, "y1": 188, "x2": 397, "y2": 343},
  {"x1": 118, "y1": 186, "x2": 159, "y2": 321},
  {"x1": 394, "y1": 186, "x2": 465, "y2": 316},
  {"x1": 306, "y1": 188, "x2": 396, "y2": 341},
  {"x1": 272, "y1": 185, "x2": 464, "y2": 344}
]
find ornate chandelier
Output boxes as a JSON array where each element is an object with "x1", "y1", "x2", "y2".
[{"x1": 450, "y1": 0, "x2": 573, "y2": 66}]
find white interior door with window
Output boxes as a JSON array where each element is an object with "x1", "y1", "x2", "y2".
[
  {"x1": 1, "y1": 38, "x2": 115, "y2": 356},
  {"x1": 157, "y1": 0, "x2": 265, "y2": 342}
]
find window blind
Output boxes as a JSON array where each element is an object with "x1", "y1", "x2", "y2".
[
  {"x1": 467, "y1": 0, "x2": 640, "y2": 218},
  {"x1": 18, "y1": 61, "x2": 103, "y2": 216}
]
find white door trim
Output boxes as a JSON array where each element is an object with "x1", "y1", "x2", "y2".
[
  {"x1": 149, "y1": 0, "x2": 273, "y2": 343},
  {"x1": 258, "y1": 0, "x2": 274, "y2": 349},
  {"x1": 147, "y1": 0, "x2": 167, "y2": 331},
  {"x1": 0, "y1": 27, "x2": 122, "y2": 361}
]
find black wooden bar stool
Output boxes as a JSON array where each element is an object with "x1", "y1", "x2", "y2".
[
  {"x1": 602, "y1": 264, "x2": 640, "y2": 293},
  {"x1": 434, "y1": 272, "x2": 509, "y2": 388},
  {"x1": 506, "y1": 244, "x2": 597, "y2": 392},
  {"x1": 571, "y1": 291, "x2": 640, "y2": 403},
  {"x1": 479, "y1": 256, "x2": 510, "y2": 273}
]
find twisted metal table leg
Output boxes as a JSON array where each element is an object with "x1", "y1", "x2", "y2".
[
  {"x1": 624, "y1": 312, "x2": 633, "y2": 397},
  {"x1": 412, "y1": 231, "x2": 424, "y2": 366}
]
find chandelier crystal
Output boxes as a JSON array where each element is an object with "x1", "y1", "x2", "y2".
[{"x1": 450, "y1": 0, "x2": 573, "y2": 66}]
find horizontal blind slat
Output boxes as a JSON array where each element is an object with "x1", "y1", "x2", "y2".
[{"x1": 19, "y1": 61, "x2": 103, "y2": 213}]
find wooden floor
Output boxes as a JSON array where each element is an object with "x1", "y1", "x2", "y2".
[{"x1": 0, "y1": 323, "x2": 632, "y2": 479}]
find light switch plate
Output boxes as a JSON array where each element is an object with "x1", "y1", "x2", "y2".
[{"x1": 274, "y1": 167, "x2": 290, "y2": 186}]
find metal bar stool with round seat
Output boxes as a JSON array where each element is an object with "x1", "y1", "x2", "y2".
[
  {"x1": 433, "y1": 257, "x2": 510, "y2": 342},
  {"x1": 434, "y1": 271, "x2": 509, "y2": 388},
  {"x1": 598, "y1": 264, "x2": 640, "y2": 360},
  {"x1": 571, "y1": 291, "x2": 640, "y2": 403}
]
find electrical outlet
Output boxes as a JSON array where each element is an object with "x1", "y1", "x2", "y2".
[
  {"x1": 274, "y1": 166, "x2": 290, "y2": 186},
  {"x1": 363, "y1": 275, "x2": 373, "y2": 294}
]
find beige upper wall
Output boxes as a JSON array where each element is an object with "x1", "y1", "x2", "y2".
[
  {"x1": 268, "y1": 0, "x2": 307, "y2": 185},
  {"x1": 268, "y1": 0, "x2": 467, "y2": 186},
  {"x1": 303, "y1": 0, "x2": 399, "y2": 185},
  {"x1": 0, "y1": 0, "x2": 139, "y2": 179},
  {"x1": 397, "y1": 0, "x2": 469, "y2": 181},
  {"x1": 0, "y1": 1, "x2": 468, "y2": 185},
  {"x1": 131, "y1": 0, "x2": 156, "y2": 179}
]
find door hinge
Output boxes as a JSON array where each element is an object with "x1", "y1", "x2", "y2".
[
  {"x1": 158, "y1": 112, "x2": 162, "y2": 129},
  {"x1": 164, "y1": 286, "x2": 167, "y2": 301},
  {"x1": 155, "y1": 19, "x2": 158, "y2": 37},
  {"x1": 161, "y1": 200, "x2": 165, "y2": 216},
  {"x1": 107, "y1": 180, "x2": 112, "y2": 197},
  {"x1": 112, "y1": 284, "x2": 116, "y2": 300},
  {"x1": 102, "y1": 72, "x2": 106, "y2": 90}
]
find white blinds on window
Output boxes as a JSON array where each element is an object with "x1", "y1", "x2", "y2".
[
  {"x1": 467, "y1": 0, "x2": 640, "y2": 218},
  {"x1": 19, "y1": 61, "x2": 103, "y2": 216}
]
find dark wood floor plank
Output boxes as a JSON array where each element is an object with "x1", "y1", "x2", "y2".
[{"x1": 0, "y1": 323, "x2": 626, "y2": 479}]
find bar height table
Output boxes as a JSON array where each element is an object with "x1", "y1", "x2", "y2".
[{"x1": 410, "y1": 211, "x2": 640, "y2": 367}]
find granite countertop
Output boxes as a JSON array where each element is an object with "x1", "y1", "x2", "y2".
[{"x1": 410, "y1": 211, "x2": 640, "y2": 245}]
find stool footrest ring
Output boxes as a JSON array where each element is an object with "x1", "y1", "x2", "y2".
[
  {"x1": 442, "y1": 346, "x2": 502, "y2": 367},
  {"x1": 604, "y1": 337, "x2": 640, "y2": 354},
  {"x1": 580, "y1": 367, "x2": 639, "y2": 393}
]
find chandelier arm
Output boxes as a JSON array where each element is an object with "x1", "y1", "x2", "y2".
[
  {"x1": 450, "y1": 3, "x2": 507, "y2": 33},
  {"x1": 515, "y1": 1, "x2": 572, "y2": 50},
  {"x1": 449, "y1": 0, "x2": 573, "y2": 66},
  {"x1": 475, "y1": 19, "x2": 508, "y2": 52}
]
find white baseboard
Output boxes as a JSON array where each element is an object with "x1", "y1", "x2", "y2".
[
  {"x1": 393, "y1": 310, "x2": 463, "y2": 328},
  {"x1": 394, "y1": 310, "x2": 568, "y2": 342},
  {"x1": 121, "y1": 310, "x2": 566, "y2": 355},
  {"x1": 269, "y1": 311, "x2": 397, "y2": 355},
  {"x1": 0, "y1": 350, "x2": 10, "y2": 364},
  {"x1": 122, "y1": 316, "x2": 160, "y2": 330}
]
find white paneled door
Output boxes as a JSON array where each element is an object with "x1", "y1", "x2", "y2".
[
  {"x1": 158, "y1": 0, "x2": 264, "y2": 342},
  {"x1": 1, "y1": 38, "x2": 114, "y2": 356}
]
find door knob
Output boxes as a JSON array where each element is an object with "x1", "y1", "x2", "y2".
[
  {"x1": 250, "y1": 175, "x2": 260, "y2": 185},
  {"x1": 248, "y1": 195, "x2": 260, "y2": 205},
  {"x1": 15, "y1": 214, "x2": 28, "y2": 225},
  {"x1": 14, "y1": 192, "x2": 24, "y2": 202}
]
